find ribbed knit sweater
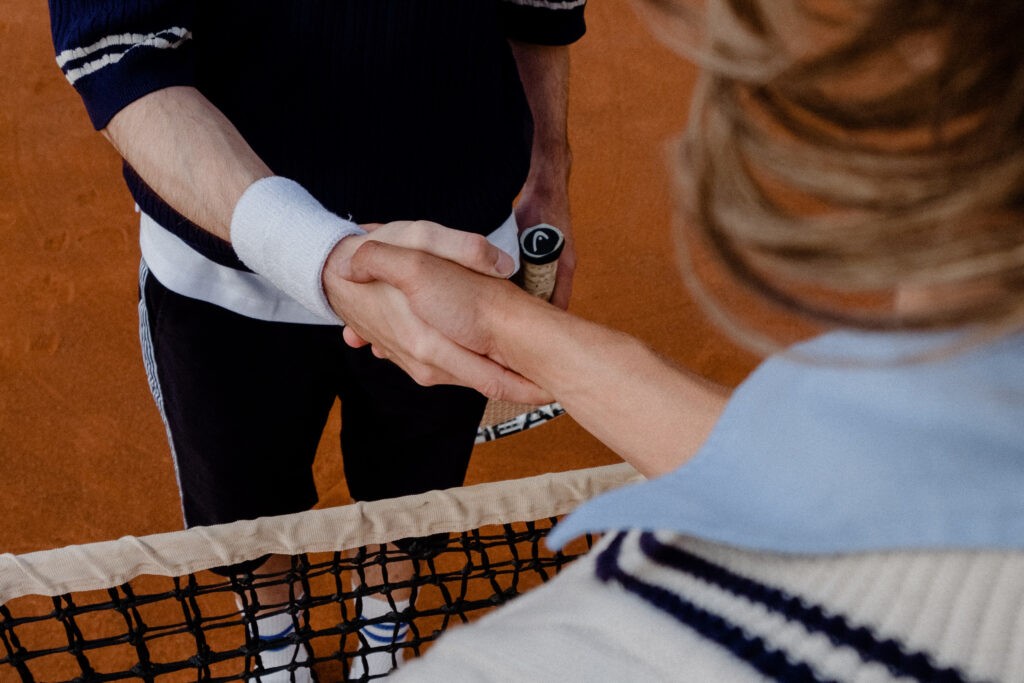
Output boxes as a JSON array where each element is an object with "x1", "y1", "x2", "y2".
[
  {"x1": 49, "y1": 1, "x2": 586, "y2": 269},
  {"x1": 395, "y1": 531, "x2": 1024, "y2": 682}
]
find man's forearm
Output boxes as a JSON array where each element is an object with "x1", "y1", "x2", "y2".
[
  {"x1": 510, "y1": 41, "x2": 576, "y2": 307},
  {"x1": 102, "y1": 85, "x2": 272, "y2": 240},
  {"x1": 102, "y1": 85, "x2": 362, "y2": 323},
  {"x1": 510, "y1": 41, "x2": 572, "y2": 195}
]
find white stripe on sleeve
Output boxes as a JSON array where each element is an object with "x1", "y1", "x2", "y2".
[
  {"x1": 57, "y1": 27, "x2": 192, "y2": 85},
  {"x1": 500, "y1": 0, "x2": 586, "y2": 10}
]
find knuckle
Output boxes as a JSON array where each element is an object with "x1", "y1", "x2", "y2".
[
  {"x1": 356, "y1": 239, "x2": 385, "y2": 262},
  {"x1": 407, "y1": 255, "x2": 431, "y2": 281},
  {"x1": 466, "y1": 234, "x2": 491, "y2": 262},
  {"x1": 411, "y1": 366, "x2": 440, "y2": 387},
  {"x1": 407, "y1": 220, "x2": 435, "y2": 249},
  {"x1": 408, "y1": 336, "x2": 435, "y2": 363},
  {"x1": 479, "y1": 377, "x2": 506, "y2": 401}
]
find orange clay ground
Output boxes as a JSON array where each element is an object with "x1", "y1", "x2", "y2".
[{"x1": 0, "y1": 2, "x2": 763, "y2": 557}]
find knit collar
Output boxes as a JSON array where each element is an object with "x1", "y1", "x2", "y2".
[{"x1": 550, "y1": 329, "x2": 1024, "y2": 554}]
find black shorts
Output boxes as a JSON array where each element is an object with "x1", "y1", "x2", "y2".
[{"x1": 139, "y1": 264, "x2": 487, "y2": 529}]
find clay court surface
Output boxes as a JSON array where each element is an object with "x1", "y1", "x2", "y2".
[{"x1": 0, "y1": 3, "x2": 762, "y2": 558}]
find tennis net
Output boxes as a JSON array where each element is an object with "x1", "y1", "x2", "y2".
[{"x1": 0, "y1": 463, "x2": 639, "y2": 682}]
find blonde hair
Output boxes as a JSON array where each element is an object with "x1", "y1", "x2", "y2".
[{"x1": 641, "y1": 0, "x2": 1024, "y2": 344}]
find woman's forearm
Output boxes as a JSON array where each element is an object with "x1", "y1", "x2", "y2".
[{"x1": 496, "y1": 298, "x2": 729, "y2": 477}]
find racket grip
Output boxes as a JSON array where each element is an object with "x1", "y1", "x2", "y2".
[{"x1": 517, "y1": 224, "x2": 564, "y2": 301}]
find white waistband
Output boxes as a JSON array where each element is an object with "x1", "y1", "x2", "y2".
[{"x1": 140, "y1": 212, "x2": 520, "y2": 325}]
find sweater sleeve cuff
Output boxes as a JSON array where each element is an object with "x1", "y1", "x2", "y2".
[
  {"x1": 499, "y1": 1, "x2": 587, "y2": 46},
  {"x1": 56, "y1": 29, "x2": 197, "y2": 130}
]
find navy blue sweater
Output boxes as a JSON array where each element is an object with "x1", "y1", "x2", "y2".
[{"x1": 49, "y1": 1, "x2": 586, "y2": 269}]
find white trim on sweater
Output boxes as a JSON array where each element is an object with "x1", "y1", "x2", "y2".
[
  {"x1": 57, "y1": 28, "x2": 192, "y2": 85},
  {"x1": 501, "y1": 0, "x2": 587, "y2": 9}
]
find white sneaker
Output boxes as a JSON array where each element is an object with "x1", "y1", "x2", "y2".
[
  {"x1": 347, "y1": 621, "x2": 408, "y2": 681},
  {"x1": 252, "y1": 623, "x2": 314, "y2": 683}
]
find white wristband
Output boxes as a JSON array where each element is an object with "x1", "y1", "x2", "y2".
[{"x1": 230, "y1": 176, "x2": 364, "y2": 323}]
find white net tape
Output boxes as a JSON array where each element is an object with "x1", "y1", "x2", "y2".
[{"x1": 0, "y1": 463, "x2": 641, "y2": 604}]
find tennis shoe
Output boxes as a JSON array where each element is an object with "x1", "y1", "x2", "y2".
[
  {"x1": 347, "y1": 619, "x2": 408, "y2": 681},
  {"x1": 347, "y1": 648, "x2": 404, "y2": 681},
  {"x1": 251, "y1": 623, "x2": 315, "y2": 683}
]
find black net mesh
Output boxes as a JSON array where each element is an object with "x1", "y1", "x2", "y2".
[{"x1": 0, "y1": 518, "x2": 594, "y2": 682}]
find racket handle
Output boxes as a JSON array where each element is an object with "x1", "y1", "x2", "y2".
[{"x1": 517, "y1": 224, "x2": 564, "y2": 301}]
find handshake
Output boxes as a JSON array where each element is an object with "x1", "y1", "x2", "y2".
[{"x1": 230, "y1": 176, "x2": 572, "y2": 407}]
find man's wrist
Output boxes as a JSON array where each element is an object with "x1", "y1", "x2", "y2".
[
  {"x1": 524, "y1": 151, "x2": 572, "y2": 201},
  {"x1": 230, "y1": 176, "x2": 365, "y2": 323}
]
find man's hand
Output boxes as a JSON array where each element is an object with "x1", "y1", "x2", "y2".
[
  {"x1": 321, "y1": 220, "x2": 551, "y2": 405},
  {"x1": 326, "y1": 219, "x2": 516, "y2": 282},
  {"x1": 515, "y1": 184, "x2": 575, "y2": 309}
]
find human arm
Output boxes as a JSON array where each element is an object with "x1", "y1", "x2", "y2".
[
  {"x1": 48, "y1": 2, "x2": 541, "y2": 403},
  {"x1": 509, "y1": 41, "x2": 575, "y2": 310},
  {"x1": 102, "y1": 90, "x2": 541, "y2": 402},
  {"x1": 347, "y1": 243, "x2": 729, "y2": 478},
  {"x1": 499, "y1": 297, "x2": 727, "y2": 477},
  {"x1": 102, "y1": 86, "x2": 270, "y2": 241},
  {"x1": 500, "y1": 0, "x2": 586, "y2": 310}
]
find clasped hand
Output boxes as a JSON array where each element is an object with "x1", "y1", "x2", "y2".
[{"x1": 321, "y1": 220, "x2": 549, "y2": 405}]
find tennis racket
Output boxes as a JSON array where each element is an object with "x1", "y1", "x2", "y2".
[{"x1": 476, "y1": 224, "x2": 567, "y2": 444}]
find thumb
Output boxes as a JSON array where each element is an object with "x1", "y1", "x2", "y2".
[
  {"x1": 345, "y1": 240, "x2": 420, "y2": 286},
  {"x1": 342, "y1": 325, "x2": 371, "y2": 348}
]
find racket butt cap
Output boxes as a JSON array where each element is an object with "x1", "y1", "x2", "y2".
[{"x1": 519, "y1": 224, "x2": 564, "y2": 266}]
